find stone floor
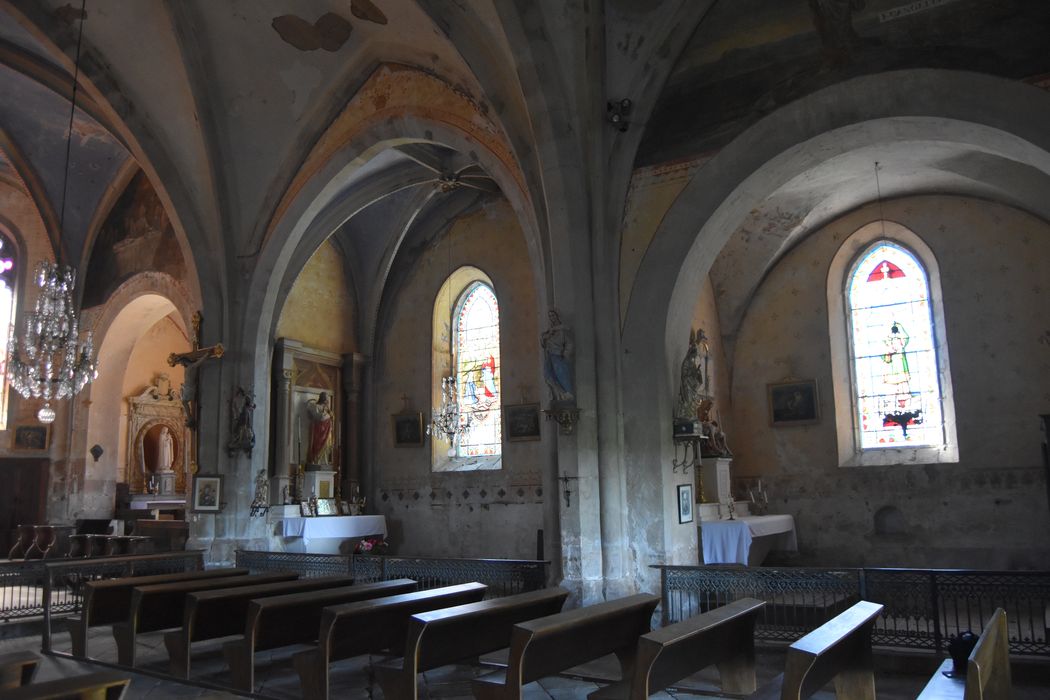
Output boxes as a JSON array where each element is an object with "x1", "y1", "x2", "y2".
[{"x1": 1, "y1": 621, "x2": 1048, "y2": 699}]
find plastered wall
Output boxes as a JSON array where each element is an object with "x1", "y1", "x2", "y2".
[
  {"x1": 728, "y1": 195, "x2": 1050, "y2": 568},
  {"x1": 276, "y1": 240, "x2": 356, "y2": 354},
  {"x1": 372, "y1": 199, "x2": 547, "y2": 560}
]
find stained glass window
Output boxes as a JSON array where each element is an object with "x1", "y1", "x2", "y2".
[
  {"x1": 454, "y1": 282, "x2": 501, "y2": 457},
  {"x1": 0, "y1": 235, "x2": 15, "y2": 430},
  {"x1": 847, "y1": 241, "x2": 943, "y2": 449}
]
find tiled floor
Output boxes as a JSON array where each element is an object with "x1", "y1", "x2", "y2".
[{"x1": 2, "y1": 623, "x2": 1049, "y2": 699}]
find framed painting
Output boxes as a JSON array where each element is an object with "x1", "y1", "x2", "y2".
[
  {"x1": 392, "y1": 412, "x2": 424, "y2": 447},
  {"x1": 316, "y1": 498, "x2": 338, "y2": 516},
  {"x1": 12, "y1": 425, "x2": 49, "y2": 451},
  {"x1": 191, "y1": 475, "x2": 223, "y2": 513},
  {"x1": 768, "y1": 380, "x2": 820, "y2": 426},
  {"x1": 504, "y1": 403, "x2": 541, "y2": 441},
  {"x1": 677, "y1": 484, "x2": 694, "y2": 524}
]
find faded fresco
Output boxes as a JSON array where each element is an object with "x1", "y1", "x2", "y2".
[
  {"x1": 82, "y1": 171, "x2": 186, "y2": 307},
  {"x1": 641, "y1": 0, "x2": 1050, "y2": 163}
]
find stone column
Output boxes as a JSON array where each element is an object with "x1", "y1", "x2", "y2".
[{"x1": 341, "y1": 353, "x2": 366, "y2": 497}]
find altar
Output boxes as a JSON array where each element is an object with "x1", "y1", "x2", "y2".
[
  {"x1": 699, "y1": 514, "x2": 797, "y2": 566},
  {"x1": 275, "y1": 514, "x2": 387, "y2": 554}
]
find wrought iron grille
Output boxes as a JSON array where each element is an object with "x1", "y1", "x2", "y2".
[
  {"x1": 656, "y1": 565, "x2": 1050, "y2": 657},
  {"x1": 237, "y1": 550, "x2": 548, "y2": 599}
]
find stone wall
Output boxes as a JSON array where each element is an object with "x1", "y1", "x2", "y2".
[
  {"x1": 372, "y1": 199, "x2": 548, "y2": 560},
  {"x1": 276, "y1": 240, "x2": 357, "y2": 354},
  {"x1": 728, "y1": 195, "x2": 1050, "y2": 568}
]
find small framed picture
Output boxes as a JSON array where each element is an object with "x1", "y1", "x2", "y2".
[
  {"x1": 392, "y1": 412, "x2": 424, "y2": 447},
  {"x1": 768, "y1": 380, "x2": 820, "y2": 426},
  {"x1": 504, "y1": 403, "x2": 541, "y2": 441},
  {"x1": 677, "y1": 484, "x2": 694, "y2": 524},
  {"x1": 299, "y1": 501, "x2": 314, "y2": 517},
  {"x1": 316, "y1": 498, "x2": 338, "y2": 516},
  {"x1": 191, "y1": 475, "x2": 223, "y2": 513},
  {"x1": 12, "y1": 425, "x2": 50, "y2": 450}
]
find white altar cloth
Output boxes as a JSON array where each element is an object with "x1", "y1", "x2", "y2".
[
  {"x1": 279, "y1": 515, "x2": 387, "y2": 554},
  {"x1": 700, "y1": 514, "x2": 797, "y2": 565}
]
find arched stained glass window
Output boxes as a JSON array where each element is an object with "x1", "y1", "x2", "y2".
[
  {"x1": 0, "y1": 234, "x2": 16, "y2": 430},
  {"x1": 847, "y1": 241, "x2": 943, "y2": 448},
  {"x1": 454, "y1": 282, "x2": 502, "y2": 457}
]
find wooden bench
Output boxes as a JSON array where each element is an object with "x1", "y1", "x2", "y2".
[
  {"x1": 163, "y1": 574, "x2": 356, "y2": 678},
  {"x1": 917, "y1": 608, "x2": 1011, "y2": 700},
  {"x1": 751, "y1": 600, "x2": 884, "y2": 700},
  {"x1": 112, "y1": 570, "x2": 298, "y2": 666},
  {"x1": 0, "y1": 650, "x2": 40, "y2": 689},
  {"x1": 589, "y1": 597, "x2": 766, "y2": 700},
  {"x1": 222, "y1": 578, "x2": 417, "y2": 692},
  {"x1": 373, "y1": 586, "x2": 569, "y2": 700},
  {"x1": 471, "y1": 593, "x2": 661, "y2": 700},
  {"x1": 294, "y1": 581, "x2": 490, "y2": 700},
  {"x1": 66, "y1": 567, "x2": 250, "y2": 659},
  {"x1": 1, "y1": 671, "x2": 130, "y2": 699}
]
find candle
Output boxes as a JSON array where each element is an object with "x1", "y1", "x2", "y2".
[{"x1": 749, "y1": 489, "x2": 755, "y2": 503}]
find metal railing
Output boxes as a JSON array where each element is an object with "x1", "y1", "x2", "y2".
[
  {"x1": 655, "y1": 564, "x2": 1050, "y2": 656},
  {"x1": 38, "y1": 551, "x2": 204, "y2": 651},
  {"x1": 236, "y1": 550, "x2": 549, "y2": 598}
]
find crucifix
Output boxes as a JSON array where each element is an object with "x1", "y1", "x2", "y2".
[{"x1": 168, "y1": 311, "x2": 225, "y2": 470}]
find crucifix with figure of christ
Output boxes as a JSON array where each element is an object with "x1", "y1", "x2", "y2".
[{"x1": 168, "y1": 311, "x2": 224, "y2": 470}]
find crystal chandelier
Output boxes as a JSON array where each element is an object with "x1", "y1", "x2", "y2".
[
  {"x1": 8, "y1": 262, "x2": 97, "y2": 423},
  {"x1": 430, "y1": 376, "x2": 472, "y2": 456}
]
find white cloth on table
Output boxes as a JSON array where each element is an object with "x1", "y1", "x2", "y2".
[
  {"x1": 700, "y1": 514, "x2": 797, "y2": 565},
  {"x1": 280, "y1": 514, "x2": 387, "y2": 539}
]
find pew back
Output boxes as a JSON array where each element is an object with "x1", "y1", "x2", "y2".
[
  {"x1": 780, "y1": 600, "x2": 883, "y2": 700},
  {"x1": 2, "y1": 671, "x2": 130, "y2": 699},
  {"x1": 966, "y1": 608, "x2": 1011, "y2": 700}
]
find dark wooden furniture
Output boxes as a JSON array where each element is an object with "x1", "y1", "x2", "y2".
[
  {"x1": 222, "y1": 578, "x2": 417, "y2": 692},
  {"x1": 374, "y1": 586, "x2": 570, "y2": 700},
  {"x1": 1, "y1": 671, "x2": 130, "y2": 699},
  {"x1": 0, "y1": 651, "x2": 40, "y2": 689},
  {"x1": 294, "y1": 581, "x2": 489, "y2": 700},
  {"x1": 751, "y1": 600, "x2": 884, "y2": 700},
  {"x1": 164, "y1": 574, "x2": 356, "y2": 678},
  {"x1": 66, "y1": 567, "x2": 250, "y2": 659},
  {"x1": 471, "y1": 593, "x2": 661, "y2": 700},
  {"x1": 589, "y1": 597, "x2": 766, "y2": 700},
  {"x1": 112, "y1": 571, "x2": 298, "y2": 666},
  {"x1": 130, "y1": 520, "x2": 188, "y2": 551},
  {"x1": 917, "y1": 608, "x2": 1011, "y2": 700}
]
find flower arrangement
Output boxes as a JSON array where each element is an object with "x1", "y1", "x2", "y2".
[{"x1": 354, "y1": 536, "x2": 389, "y2": 554}]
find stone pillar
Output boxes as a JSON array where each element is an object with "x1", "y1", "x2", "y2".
[{"x1": 341, "y1": 353, "x2": 366, "y2": 497}]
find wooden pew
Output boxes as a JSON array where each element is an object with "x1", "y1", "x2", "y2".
[
  {"x1": 751, "y1": 600, "x2": 884, "y2": 700},
  {"x1": 66, "y1": 567, "x2": 250, "y2": 659},
  {"x1": 373, "y1": 587, "x2": 570, "y2": 700},
  {"x1": 164, "y1": 574, "x2": 356, "y2": 678},
  {"x1": 294, "y1": 581, "x2": 489, "y2": 700},
  {"x1": 2, "y1": 671, "x2": 130, "y2": 699},
  {"x1": 0, "y1": 650, "x2": 40, "y2": 689},
  {"x1": 222, "y1": 578, "x2": 417, "y2": 692},
  {"x1": 471, "y1": 593, "x2": 661, "y2": 700},
  {"x1": 589, "y1": 597, "x2": 766, "y2": 700},
  {"x1": 917, "y1": 608, "x2": 1011, "y2": 700},
  {"x1": 112, "y1": 570, "x2": 298, "y2": 666}
]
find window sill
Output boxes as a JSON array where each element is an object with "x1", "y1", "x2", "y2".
[
  {"x1": 839, "y1": 444, "x2": 959, "y2": 467},
  {"x1": 432, "y1": 455, "x2": 503, "y2": 473}
]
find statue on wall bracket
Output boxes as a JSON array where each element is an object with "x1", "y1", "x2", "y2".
[{"x1": 227, "y1": 386, "x2": 257, "y2": 458}]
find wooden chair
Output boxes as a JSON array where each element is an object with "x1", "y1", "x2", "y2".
[
  {"x1": 7, "y1": 525, "x2": 35, "y2": 559},
  {"x1": 1, "y1": 671, "x2": 130, "y2": 699},
  {"x1": 222, "y1": 578, "x2": 417, "y2": 692},
  {"x1": 374, "y1": 586, "x2": 570, "y2": 700},
  {"x1": 112, "y1": 571, "x2": 298, "y2": 666},
  {"x1": 66, "y1": 567, "x2": 250, "y2": 659},
  {"x1": 751, "y1": 600, "x2": 884, "y2": 700},
  {"x1": 917, "y1": 608, "x2": 1012, "y2": 700},
  {"x1": 164, "y1": 574, "x2": 356, "y2": 678},
  {"x1": 0, "y1": 651, "x2": 40, "y2": 689},
  {"x1": 294, "y1": 581, "x2": 489, "y2": 700},
  {"x1": 470, "y1": 593, "x2": 661, "y2": 700},
  {"x1": 589, "y1": 597, "x2": 766, "y2": 700}
]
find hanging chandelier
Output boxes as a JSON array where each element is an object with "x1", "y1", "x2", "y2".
[
  {"x1": 8, "y1": 263, "x2": 97, "y2": 423},
  {"x1": 6, "y1": 0, "x2": 96, "y2": 424},
  {"x1": 430, "y1": 376, "x2": 472, "y2": 456}
]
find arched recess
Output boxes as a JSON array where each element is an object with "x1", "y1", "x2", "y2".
[
  {"x1": 619, "y1": 69, "x2": 1050, "y2": 588},
  {"x1": 72, "y1": 272, "x2": 193, "y2": 518},
  {"x1": 241, "y1": 67, "x2": 552, "y2": 488}
]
